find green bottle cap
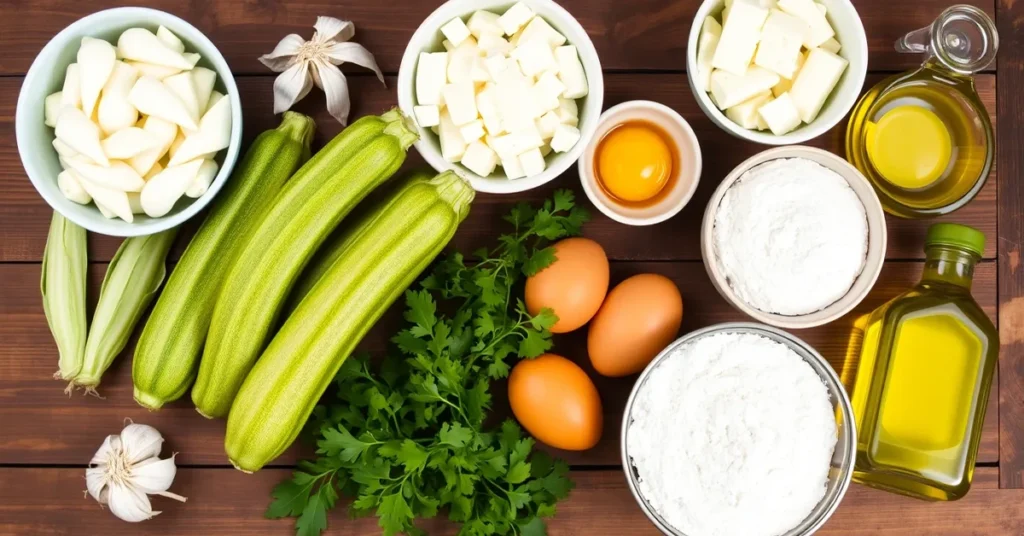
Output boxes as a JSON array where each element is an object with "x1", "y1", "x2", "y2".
[{"x1": 925, "y1": 223, "x2": 986, "y2": 256}]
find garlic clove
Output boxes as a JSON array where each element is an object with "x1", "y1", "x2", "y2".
[
  {"x1": 127, "y1": 192, "x2": 145, "y2": 214},
  {"x1": 101, "y1": 127, "x2": 159, "y2": 160},
  {"x1": 140, "y1": 159, "x2": 203, "y2": 218},
  {"x1": 44, "y1": 92, "x2": 64, "y2": 128},
  {"x1": 130, "y1": 455, "x2": 178, "y2": 493},
  {"x1": 207, "y1": 90, "x2": 225, "y2": 112},
  {"x1": 144, "y1": 162, "x2": 164, "y2": 180},
  {"x1": 66, "y1": 157, "x2": 146, "y2": 193},
  {"x1": 97, "y1": 61, "x2": 140, "y2": 135},
  {"x1": 58, "y1": 170, "x2": 93, "y2": 205},
  {"x1": 125, "y1": 60, "x2": 181, "y2": 80},
  {"x1": 127, "y1": 116, "x2": 178, "y2": 175},
  {"x1": 75, "y1": 172, "x2": 135, "y2": 222},
  {"x1": 191, "y1": 67, "x2": 218, "y2": 116},
  {"x1": 78, "y1": 37, "x2": 118, "y2": 118},
  {"x1": 61, "y1": 63, "x2": 82, "y2": 110},
  {"x1": 108, "y1": 482, "x2": 158, "y2": 523},
  {"x1": 52, "y1": 138, "x2": 79, "y2": 159},
  {"x1": 155, "y1": 26, "x2": 185, "y2": 54},
  {"x1": 95, "y1": 200, "x2": 117, "y2": 219},
  {"x1": 167, "y1": 130, "x2": 186, "y2": 159},
  {"x1": 128, "y1": 76, "x2": 199, "y2": 132},
  {"x1": 163, "y1": 71, "x2": 200, "y2": 122},
  {"x1": 117, "y1": 28, "x2": 195, "y2": 70},
  {"x1": 86, "y1": 466, "x2": 109, "y2": 503},
  {"x1": 168, "y1": 95, "x2": 231, "y2": 166},
  {"x1": 90, "y1": 434, "x2": 122, "y2": 465},
  {"x1": 55, "y1": 106, "x2": 109, "y2": 167},
  {"x1": 185, "y1": 159, "x2": 219, "y2": 198},
  {"x1": 182, "y1": 53, "x2": 201, "y2": 68},
  {"x1": 119, "y1": 423, "x2": 165, "y2": 464},
  {"x1": 102, "y1": 61, "x2": 140, "y2": 95}
]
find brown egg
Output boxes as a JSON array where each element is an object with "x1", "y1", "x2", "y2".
[
  {"x1": 588, "y1": 273, "x2": 683, "y2": 377},
  {"x1": 508, "y1": 354, "x2": 603, "y2": 451},
  {"x1": 525, "y1": 237, "x2": 609, "y2": 333}
]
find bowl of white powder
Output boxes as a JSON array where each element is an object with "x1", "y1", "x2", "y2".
[
  {"x1": 621, "y1": 323, "x2": 855, "y2": 536},
  {"x1": 700, "y1": 146, "x2": 886, "y2": 329}
]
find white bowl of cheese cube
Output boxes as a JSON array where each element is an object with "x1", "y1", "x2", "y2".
[
  {"x1": 398, "y1": 0, "x2": 604, "y2": 194},
  {"x1": 686, "y1": 0, "x2": 866, "y2": 144}
]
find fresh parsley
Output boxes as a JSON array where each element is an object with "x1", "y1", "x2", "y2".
[{"x1": 268, "y1": 190, "x2": 590, "y2": 536}]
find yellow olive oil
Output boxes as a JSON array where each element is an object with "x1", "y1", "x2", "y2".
[{"x1": 846, "y1": 224, "x2": 997, "y2": 501}]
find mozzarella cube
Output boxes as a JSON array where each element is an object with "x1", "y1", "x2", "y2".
[
  {"x1": 550, "y1": 124, "x2": 581, "y2": 153},
  {"x1": 772, "y1": 51, "x2": 806, "y2": 96},
  {"x1": 500, "y1": 155, "x2": 526, "y2": 179},
  {"x1": 441, "y1": 17, "x2": 472, "y2": 47},
  {"x1": 471, "y1": 57, "x2": 491, "y2": 82},
  {"x1": 467, "y1": 11, "x2": 504, "y2": 38},
  {"x1": 758, "y1": 92, "x2": 802, "y2": 135},
  {"x1": 696, "y1": 16, "x2": 723, "y2": 92},
  {"x1": 536, "y1": 111, "x2": 561, "y2": 139},
  {"x1": 556, "y1": 98, "x2": 578, "y2": 125},
  {"x1": 710, "y1": 66, "x2": 781, "y2": 109},
  {"x1": 413, "y1": 105, "x2": 440, "y2": 128},
  {"x1": 726, "y1": 91, "x2": 773, "y2": 129},
  {"x1": 460, "y1": 120, "x2": 486, "y2": 142},
  {"x1": 512, "y1": 40, "x2": 557, "y2": 78},
  {"x1": 777, "y1": 0, "x2": 835, "y2": 47},
  {"x1": 519, "y1": 147, "x2": 546, "y2": 177},
  {"x1": 788, "y1": 47, "x2": 848, "y2": 122},
  {"x1": 442, "y1": 82, "x2": 479, "y2": 125},
  {"x1": 447, "y1": 39, "x2": 481, "y2": 84},
  {"x1": 484, "y1": 54, "x2": 510, "y2": 80},
  {"x1": 518, "y1": 17, "x2": 567, "y2": 48},
  {"x1": 489, "y1": 125, "x2": 544, "y2": 158},
  {"x1": 554, "y1": 46, "x2": 588, "y2": 99},
  {"x1": 478, "y1": 32, "x2": 513, "y2": 56},
  {"x1": 819, "y1": 37, "x2": 842, "y2": 54},
  {"x1": 462, "y1": 141, "x2": 499, "y2": 176},
  {"x1": 533, "y1": 71, "x2": 566, "y2": 111},
  {"x1": 438, "y1": 111, "x2": 467, "y2": 162},
  {"x1": 754, "y1": 10, "x2": 808, "y2": 79},
  {"x1": 495, "y1": 67, "x2": 540, "y2": 130},
  {"x1": 498, "y1": 2, "x2": 535, "y2": 36},
  {"x1": 711, "y1": 0, "x2": 770, "y2": 75},
  {"x1": 415, "y1": 52, "x2": 448, "y2": 105},
  {"x1": 476, "y1": 88, "x2": 505, "y2": 135}
]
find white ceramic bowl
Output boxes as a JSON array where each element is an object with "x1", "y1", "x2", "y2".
[
  {"x1": 701, "y1": 146, "x2": 887, "y2": 329},
  {"x1": 16, "y1": 7, "x2": 243, "y2": 236},
  {"x1": 578, "y1": 100, "x2": 702, "y2": 226},
  {"x1": 398, "y1": 0, "x2": 604, "y2": 194},
  {"x1": 685, "y1": 0, "x2": 868, "y2": 145}
]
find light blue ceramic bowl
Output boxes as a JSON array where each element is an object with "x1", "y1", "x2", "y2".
[{"x1": 16, "y1": 7, "x2": 243, "y2": 236}]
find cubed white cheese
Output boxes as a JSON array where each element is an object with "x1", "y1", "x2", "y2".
[
  {"x1": 498, "y1": 2, "x2": 535, "y2": 36},
  {"x1": 413, "y1": 105, "x2": 440, "y2": 128},
  {"x1": 777, "y1": 0, "x2": 835, "y2": 47},
  {"x1": 495, "y1": 67, "x2": 540, "y2": 131},
  {"x1": 554, "y1": 45, "x2": 588, "y2": 99},
  {"x1": 478, "y1": 32, "x2": 514, "y2": 56},
  {"x1": 536, "y1": 111, "x2": 561, "y2": 139},
  {"x1": 758, "y1": 92, "x2": 802, "y2": 134},
  {"x1": 415, "y1": 52, "x2": 448, "y2": 105},
  {"x1": 462, "y1": 141, "x2": 499, "y2": 176},
  {"x1": 519, "y1": 147, "x2": 546, "y2": 177},
  {"x1": 447, "y1": 39, "x2": 481, "y2": 84},
  {"x1": 726, "y1": 91, "x2": 773, "y2": 129},
  {"x1": 816, "y1": 2, "x2": 826, "y2": 14},
  {"x1": 484, "y1": 55, "x2": 509, "y2": 80},
  {"x1": 442, "y1": 40, "x2": 455, "y2": 52},
  {"x1": 819, "y1": 37, "x2": 841, "y2": 54},
  {"x1": 442, "y1": 82, "x2": 479, "y2": 125},
  {"x1": 460, "y1": 120, "x2": 486, "y2": 142},
  {"x1": 788, "y1": 47, "x2": 848, "y2": 122},
  {"x1": 772, "y1": 50, "x2": 806, "y2": 96},
  {"x1": 476, "y1": 88, "x2": 504, "y2": 135},
  {"x1": 556, "y1": 97, "x2": 578, "y2": 125},
  {"x1": 438, "y1": 111, "x2": 467, "y2": 162},
  {"x1": 540, "y1": 143, "x2": 553, "y2": 157},
  {"x1": 709, "y1": 66, "x2": 781, "y2": 109},
  {"x1": 754, "y1": 9, "x2": 809, "y2": 79},
  {"x1": 533, "y1": 71, "x2": 566, "y2": 111},
  {"x1": 550, "y1": 124, "x2": 581, "y2": 153},
  {"x1": 467, "y1": 10, "x2": 504, "y2": 38},
  {"x1": 470, "y1": 57, "x2": 491, "y2": 82},
  {"x1": 500, "y1": 155, "x2": 526, "y2": 179},
  {"x1": 512, "y1": 40, "x2": 557, "y2": 78},
  {"x1": 696, "y1": 16, "x2": 723, "y2": 92},
  {"x1": 756, "y1": 112, "x2": 770, "y2": 130},
  {"x1": 440, "y1": 17, "x2": 472, "y2": 47},
  {"x1": 711, "y1": 0, "x2": 770, "y2": 75},
  {"x1": 489, "y1": 125, "x2": 544, "y2": 158},
  {"x1": 517, "y1": 17, "x2": 567, "y2": 48}
]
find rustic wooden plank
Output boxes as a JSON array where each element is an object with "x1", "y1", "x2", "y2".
[
  {"x1": 0, "y1": 0, "x2": 995, "y2": 76},
  {"x1": 0, "y1": 260, "x2": 999, "y2": 466},
  {"x1": 997, "y1": 0, "x2": 1024, "y2": 489},
  {"x1": 0, "y1": 74, "x2": 998, "y2": 262},
  {"x1": 0, "y1": 467, "x2": 1018, "y2": 535}
]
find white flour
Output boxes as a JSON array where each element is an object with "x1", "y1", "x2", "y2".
[
  {"x1": 713, "y1": 158, "x2": 868, "y2": 316},
  {"x1": 626, "y1": 332, "x2": 837, "y2": 536}
]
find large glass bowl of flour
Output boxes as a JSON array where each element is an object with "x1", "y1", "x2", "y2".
[{"x1": 620, "y1": 322, "x2": 856, "y2": 536}]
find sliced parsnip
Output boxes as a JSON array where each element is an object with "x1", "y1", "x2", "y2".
[
  {"x1": 77, "y1": 37, "x2": 117, "y2": 118},
  {"x1": 128, "y1": 76, "x2": 198, "y2": 131},
  {"x1": 61, "y1": 64, "x2": 82, "y2": 110},
  {"x1": 143, "y1": 162, "x2": 164, "y2": 180},
  {"x1": 66, "y1": 157, "x2": 146, "y2": 192},
  {"x1": 168, "y1": 95, "x2": 231, "y2": 166},
  {"x1": 44, "y1": 92, "x2": 63, "y2": 127},
  {"x1": 156, "y1": 26, "x2": 185, "y2": 53},
  {"x1": 191, "y1": 67, "x2": 217, "y2": 115},
  {"x1": 101, "y1": 127, "x2": 159, "y2": 159},
  {"x1": 125, "y1": 60, "x2": 181, "y2": 80},
  {"x1": 52, "y1": 138, "x2": 79, "y2": 159},
  {"x1": 117, "y1": 28, "x2": 195, "y2": 70},
  {"x1": 57, "y1": 169, "x2": 92, "y2": 204},
  {"x1": 97, "y1": 61, "x2": 140, "y2": 135},
  {"x1": 163, "y1": 71, "x2": 200, "y2": 122},
  {"x1": 78, "y1": 175, "x2": 133, "y2": 222},
  {"x1": 55, "y1": 106, "x2": 109, "y2": 166},
  {"x1": 185, "y1": 159, "x2": 218, "y2": 198},
  {"x1": 139, "y1": 159, "x2": 203, "y2": 217},
  {"x1": 127, "y1": 192, "x2": 144, "y2": 214},
  {"x1": 127, "y1": 116, "x2": 178, "y2": 175}
]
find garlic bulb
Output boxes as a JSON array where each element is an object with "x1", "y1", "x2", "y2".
[{"x1": 86, "y1": 422, "x2": 186, "y2": 522}]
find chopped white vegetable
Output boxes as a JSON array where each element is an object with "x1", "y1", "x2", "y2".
[
  {"x1": 60, "y1": 64, "x2": 82, "y2": 110},
  {"x1": 467, "y1": 11, "x2": 504, "y2": 38},
  {"x1": 127, "y1": 116, "x2": 178, "y2": 175},
  {"x1": 475, "y1": 88, "x2": 504, "y2": 135},
  {"x1": 441, "y1": 82, "x2": 478, "y2": 126},
  {"x1": 168, "y1": 94, "x2": 232, "y2": 165},
  {"x1": 156, "y1": 26, "x2": 185, "y2": 54},
  {"x1": 438, "y1": 111, "x2": 467, "y2": 162},
  {"x1": 758, "y1": 91, "x2": 802, "y2": 134},
  {"x1": 470, "y1": 57, "x2": 492, "y2": 83},
  {"x1": 788, "y1": 47, "x2": 847, "y2": 122},
  {"x1": 550, "y1": 124, "x2": 580, "y2": 153},
  {"x1": 446, "y1": 39, "x2": 480, "y2": 84},
  {"x1": 777, "y1": 0, "x2": 835, "y2": 47},
  {"x1": 101, "y1": 127, "x2": 159, "y2": 159},
  {"x1": 554, "y1": 46, "x2": 588, "y2": 99},
  {"x1": 495, "y1": 68, "x2": 539, "y2": 131},
  {"x1": 52, "y1": 138, "x2": 79, "y2": 159},
  {"x1": 44, "y1": 92, "x2": 63, "y2": 128},
  {"x1": 461, "y1": 141, "x2": 499, "y2": 176},
  {"x1": 55, "y1": 106, "x2": 109, "y2": 167},
  {"x1": 78, "y1": 175, "x2": 133, "y2": 222},
  {"x1": 478, "y1": 33, "x2": 513, "y2": 57},
  {"x1": 501, "y1": 155, "x2": 526, "y2": 179},
  {"x1": 97, "y1": 61, "x2": 140, "y2": 135},
  {"x1": 518, "y1": 147, "x2": 546, "y2": 177},
  {"x1": 168, "y1": 130, "x2": 186, "y2": 159},
  {"x1": 555, "y1": 97, "x2": 578, "y2": 126},
  {"x1": 711, "y1": 0, "x2": 770, "y2": 75},
  {"x1": 491, "y1": 125, "x2": 544, "y2": 158},
  {"x1": 127, "y1": 192, "x2": 144, "y2": 214},
  {"x1": 483, "y1": 55, "x2": 510, "y2": 80},
  {"x1": 511, "y1": 40, "x2": 556, "y2": 78},
  {"x1": 754, "y1": 9, "x2": 808, "y2": 79},
  {"x1": 414, "y1": 105, "x2": 441, "y2": 128},
  {"x1": 415, "y1": 52, "x2": 448, "y2": 106},
  {"x1": 536, "y1": 111, "x2": 560, "y2": 139},
  {"x1": 772, "y1": 51, "x2": 806, "y2": 96},
  {"x1": 117, "y1": 28, "x2": 196, "y2": 70},
  {"x1": 140, "y1": 159, "x2": 203, "y2": 218},
  {"x1": 518, "y1": 17, "x2": 567, "y2": 48},
  {"x1": 819, "y1": 37, "x2": 842, "y2": 54},
  {"x1": 128, "y1": 75, "x2": 199, "y2": 132},
  {"x1": 191, "y1": 67, "x2": 218, "y2": 115},
  {"x1": 497, "y1": 2, "x2": 535, "y2": 36},
  {"x1": 164, "y1": 71, "x2": 201, "y2": 122},
  {"x1": 57, "y1": 170, "x2": 92, "y2": 205},
  {"x1": 66, "y1": 157, "x2": 146, "y2": 192},
  {"x1": 144, "y1": 162, "x2": 164, "y2": 180},
  {"x1": 725, "y1": 91, "x2": 773, "y2": 128},
  {"x1": 696, "y1": 17, "x2": 723, "y2": 92},
  {"x1": 185, "y1": 159, "x2": 218, "y2": 198},
  {"x1": 533, "y1": 71, "x2": 566, "y2": 111},
  {"x1": 709, "y1": 66, "x2": 780, "y2": 109},
  {"x1": 459, "y1": 120, "x2": 486, "y2": 143},
  {"x1": 441, "y1": 17, "x2": 473, "y2": 48},
  {"x1": 78, "y1": 37, "x2": 118, "y2": 118},
  {"x1": 125, "y1": 60, "x2": 181, "y2": 80}
]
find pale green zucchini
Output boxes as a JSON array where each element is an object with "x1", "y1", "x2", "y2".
[{"x1": 41, "y1": 212, "x2": 88, "y2": 386}]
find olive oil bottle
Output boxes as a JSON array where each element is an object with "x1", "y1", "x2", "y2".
[{"x1": 847, "y1": 224, "x2": 997, "y2": 501}]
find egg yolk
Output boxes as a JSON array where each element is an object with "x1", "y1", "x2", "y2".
[
  {"x1": 866, "y1": 105, "x2": 952, "y2": 190},
  {"x1": 596, "y1": 124, "x2": 673, "y2": 202}
]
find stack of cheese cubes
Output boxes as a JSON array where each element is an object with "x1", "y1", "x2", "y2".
[
  {"x1": 695, "y1": 0, "x2": 847, "y2": 136},
  {"x1": 413, "y1": 2, "x2": 589, "y2": 179}
]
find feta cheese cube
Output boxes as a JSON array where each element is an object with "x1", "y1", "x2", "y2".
[
  {"x1": 696, "y1": 16, "x2": 723, "y2": 92},
  {"x1": 413, "y1": 105, "x2": 440, "y2": 128},
  {"x1": 754, "y1": 10, "x2": 809, "y2": 79},
  {"x1": 772, "y1": 51, "x2": 806, "y2": 96},
  {"x1": 438, "y1": 111, "x2": 467, "y2": 162},
  {"x1": 512, "y1": 40, "x2": 557, "y2": 78},
  {"x1": 758, "y1": 92, "x2": 802, "y2": 134},
  {"x1": 550, "y1": 124, "x2": 581, "y2": 153},
  {"x1": 441, "y1": 17, "x2": 472, "y2": 47},
  {"x1": 519, "y1": 147, "x2": 546, "y2": 177},
  {"x1": 711, "y1": 0, "x2": 770, "y2": 75},
  {"x1": 471, "y1": 57, "x2": 491, "y2": 82},
  {"x1": 500, "y1": 155, "x2": 526, "y2": 179},
  {"x1": 709, "y1": 66, "x2": 781, "y2": 109},
  {"x1": 476, "y1": 88, "x2": 504, "y2": 135},
  {"x1": 556, "y1": 97, "x2": 578, "y2": 125},
  {"x1": 462, "y1": 141, "x2": 499, "y2": 176},
  {"x1": 517, "y1": 17, "x2": 567, "y2": 48},
  {"x1": 726, "y1": 91, "x2": 773, "y2": 129},
  {"x1": 460, "y1": 120, "x2": 486, "y2": 142},
  {"x1": 415, "y1": 52, "x2": 448, "y2": 105},
  {"x1": 498, "y1": 2, "x2": 535, "y2": 36},
  {"x1": 478, "y1": 32, "x2": 514, "y2": 56},
  {"x1": 756, "y1": 112, "x2": 770, "y2": 130},
  {"x1": 777, "y1": 0, "x2": 835, "y2": 47},
  {"x1": 467, "y1": 10, "x2": 504, "y2": 38},
  {"x1": 788, "y1": 47, "x2": 848, "y2": 122},
  {"x1": 554, "y1": 45, "x2": 589, "y2": 99},
  {"x1": 536, "y1": 111, "x2": 561, "y2": 139},
  {"x1": 484, "y1": 55, "x2": 510, "y2": 80},
  {"x1": 447, "y1": 39, "x2": 481, "y2": 84},
  {"x1": 819, "y1": 37, "x2": 841, "y2": 54},
  {"x1": 489, "y1": 125, "x2": 544, "y2": 158},
  {"x1": 442, "y1": 82, "x2": 479, "y2": 125},
  {"x1": 495, "y1": 67, "x2": 541, "y2": 130},
  {"x1": 534, "y1": 71, "x2": 566, "y2": 111}
]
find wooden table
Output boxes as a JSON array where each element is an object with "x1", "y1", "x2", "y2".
[{"x1": 2, "y1": 0, "x2": 1023, "y2": 534}]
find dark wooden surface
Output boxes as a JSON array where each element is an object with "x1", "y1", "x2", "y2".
[{"x1": 0, "y1": 0, "x2": 1020, "y2": 534}]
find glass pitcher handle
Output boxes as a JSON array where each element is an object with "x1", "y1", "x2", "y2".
[
  {"x1": 895, "y1": 4, "x2": 998, "y2": 75},
  {"x1": 896, "y1": 26, "x2": 932, "y2": 54}
]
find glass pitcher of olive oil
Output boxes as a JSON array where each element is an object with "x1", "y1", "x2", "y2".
[
  {"x1": 846, "y1": 224, "x2": 997, "y2": 501},
  {"x1": 846, "y1": 5, "x2": 996, "y2": 218}
]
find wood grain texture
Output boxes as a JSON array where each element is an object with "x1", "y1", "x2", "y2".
[
  {"x1": 0, "y1": 468, "x2": 1020, "y2": 535},
  {"x1": 0, "y1": 0, "x2": 995, "y2": 76},
  {"x1": 0, "y1": 75, "x2": 998, "y2": 262},
  {"x1": 0, "y1": 260, "x2": 999, "y2": 467}
]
